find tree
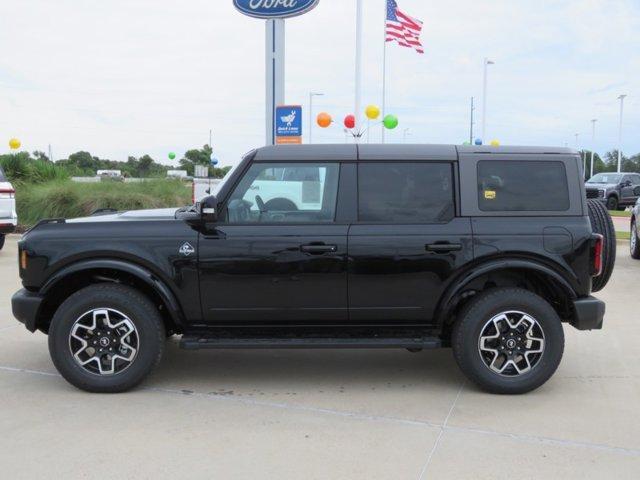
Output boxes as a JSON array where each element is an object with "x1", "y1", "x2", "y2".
[
  {"x1": 32, "y1": 150, "x2": 50, "y2": 162},
  {"x1": 179, "y1": 145, "x2": 213, "y2": 176}
]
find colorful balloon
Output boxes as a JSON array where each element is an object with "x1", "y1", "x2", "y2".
[
  {"x1": 9, "y1": 138, "x2": 21, "y2": 150},
  {"x1": 168, "y1": 152, "x2": 176, "y2": 160},
  {"x1": 383, "y1": 114, "x2": 398, "y2": 130},
  {"x1": 474, "y1": 138, "x2": 483, "y2": 146},
  {"x1": 344, "y1": 114, "x2": 356, "y2": 130},
  {"x1": 490, "y1": 139, "x2": 500, "y2": 147},
  {"x1": 365, "y1": 104, "x2": 380, "y2": 120},
  {"x1": 316, "y1": 112, "x2": 332, "y2": 128},
  {"x1": 462, "y1": 141, "x2": 471, "y2": 145}
]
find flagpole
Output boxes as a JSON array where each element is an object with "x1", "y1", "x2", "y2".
[
  {"x1": 355, "y1": 0, "x2": 363, "y2": 137},
  {"x1": 382, "y1": 0, "x2": 387, "y2": 144}
]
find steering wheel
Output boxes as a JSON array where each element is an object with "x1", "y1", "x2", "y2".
[
  {"x1": 255, "y1": 195, "x2": 267, "y2": 213},
  {"x1": 227, "y1": 199, "x2": 251, "y2": 222}
]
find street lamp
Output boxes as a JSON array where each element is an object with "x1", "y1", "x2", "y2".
[
  {"x1": 309, "y1": 92, "x2": 324, "y2": 144},
  {"x1": 617, "y1": 94, "x2": 627, "y2": 173},
  {"x1": 481, "y1": 58, "x2": 495, "y2": 143},
  {"x1": 590, "y1": 119, "x2": 597, "y2": 179}
]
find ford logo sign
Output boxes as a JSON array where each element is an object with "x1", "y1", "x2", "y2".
[{"x1": 233, "y1": 0, "x2": 320, "y2": 19}]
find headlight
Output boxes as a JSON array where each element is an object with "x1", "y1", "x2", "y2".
[{"x1": 598, "y1": 190, "x2": 605, "y2": 198}]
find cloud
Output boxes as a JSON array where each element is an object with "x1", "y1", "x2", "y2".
[{"x1": 0, "y1": 0, "x2": 638, "y2": 165}]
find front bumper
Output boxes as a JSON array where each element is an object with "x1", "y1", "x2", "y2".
[
  {"x1": 11, "y1": 289, "x2": 43, "y2": 332},
  {"x1": 571, "y1": 296, "x2": 605, "y2": 330}
]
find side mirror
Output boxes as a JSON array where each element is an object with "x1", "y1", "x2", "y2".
[{"x1": 199, "y1": 195, "x2": 218, "y2": 223}]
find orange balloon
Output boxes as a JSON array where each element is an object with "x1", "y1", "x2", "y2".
[{"x1": 316, "y1": 112, "x2": 332, "y2": 128}]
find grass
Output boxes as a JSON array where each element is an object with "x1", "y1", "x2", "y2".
[
  {"x1": 616, "y1": 231, "x2": 630, "y2": 241},
  {"x1": 609, "y1": 210, "x2": 632, "y2": 217},
  {"x1": 16, "y1": 179, "x2": 191, "y2": 227}
]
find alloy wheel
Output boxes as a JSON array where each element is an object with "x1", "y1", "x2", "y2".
[
  {"x1": 68, "y1": 308, "x2": 139, "y2": 375},
  {"x1": 478, "y1": 311, "x2": 545, "y2": 376}
]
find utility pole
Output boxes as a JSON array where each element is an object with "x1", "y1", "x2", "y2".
[
  {"x1": 469, "y1": 97, "x2": 475, "y2": 144},
  {"x1": 209, "y1": 129, "x2": 212, "y2": 149},
  {"x1": 481, "y1": 58, "x2": 494, "y2": 143},
  {"x1": 590, "y1": 119, "x2": 597, "y2": 179},
  {"x1": 308, "y1": 92, "x2": 324, "y2": 144},
  {"x1": 617, "y1": 94, "x2": 627, "y2": 173}
]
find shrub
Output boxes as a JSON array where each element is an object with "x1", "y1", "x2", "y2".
[{"x1": 16, "y1": 179, "x2": 191, "y2": 227}]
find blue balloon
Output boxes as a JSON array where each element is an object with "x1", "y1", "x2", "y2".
[
  {"x1": 474, "y1": 138, "x2": 483, "y2": 145},
  {"x1": 210, "y1": 158, "x2": 219, "y2": 166}
]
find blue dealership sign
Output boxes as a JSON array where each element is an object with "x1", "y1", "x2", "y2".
[
  {"x1": 275, "y1": 105, "x2": 302, "y2": 143},
  {"x1": 233, "y1": 0, "x2": 320, "y2": 19}
]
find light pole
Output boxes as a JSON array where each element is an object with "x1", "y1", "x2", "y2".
[
  {"x1": 590, "y1": 119, "x2": 597, "y2": 179},
  {"x1": 575, "y1": 133, "x2": 585, "y2": 178},
  {"x1": 308, "y1": 92, "x2": 324, "y2": 144},
  {"x1": 617, "y1": 94, "x2": 627, "y2": 173},
  {"x1": 469, "y1": 97, "x2": 475, "y2": 144},
  {"x1": 481, "y1": 58, "x2": 495, "y2": 143}
]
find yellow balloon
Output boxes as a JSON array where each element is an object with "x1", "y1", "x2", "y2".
[
  {"x1": 490, "y1": 140, "x2": 500, "y2": 147},
  {"x1": 9, "y1": 138, "x2": 21, "y2": 150},
  {"x1": 365, "y1": 104, "x2": 380, "y2": 120}
]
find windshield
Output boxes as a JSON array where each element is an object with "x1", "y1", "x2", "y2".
[{"x1": 587, "y1": 173, "x2": 622, "y2": 184}]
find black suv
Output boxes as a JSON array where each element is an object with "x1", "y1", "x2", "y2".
[{"x1": 11, "y1": 145, "x2": 614, "y2": 394}]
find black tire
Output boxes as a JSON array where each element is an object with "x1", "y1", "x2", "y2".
[
  {"x1": 631, "y1": 218, "x2": 640, "y2": 260},
  {"x1": 48, "y1": 284, "x2": 165, "y2": 393},
  {"x1": 0, "y1": 234, "x2": 5, "y2": 251},
  {"x1": 606, "y1": 196, "x2": 618, "y2": 210},
  {"x1": 587, "y1": 199, "x2": 616, "y2": 292},
  {"x1": 452, "y1": 288, "x2": 564, "y2": 395}
]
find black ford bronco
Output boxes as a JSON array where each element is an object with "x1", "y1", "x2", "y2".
[{"x1": 11, "y1": 145, "x2": 615, "y2": 394}]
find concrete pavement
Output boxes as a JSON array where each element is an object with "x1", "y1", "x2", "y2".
[{"x1": 0, "y1": 234, "x2": 639, "y2": 479}]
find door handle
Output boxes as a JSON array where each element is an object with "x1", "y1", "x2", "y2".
[
  {"x1": 300, "y1": 243, "x2": 338, "y2": 254},
  {"x1": 425, "y1": 243, "x2": 462, "y2": 253}
]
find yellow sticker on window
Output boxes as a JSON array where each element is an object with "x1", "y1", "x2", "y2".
[{"x1": 484, "y1": 190, "x2": 496, "y2": 200}]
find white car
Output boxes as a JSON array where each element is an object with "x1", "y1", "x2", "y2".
[{"x1": 0, "y1": 166, "x2": 17, "y2": 250}]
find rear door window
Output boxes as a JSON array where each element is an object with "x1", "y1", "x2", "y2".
[
  {"x1": 358, "y1": 162, "x2": 454, "y2": 223},
  {"x1": 477, "y1": 160, "x2": 569, "y2": 212}
]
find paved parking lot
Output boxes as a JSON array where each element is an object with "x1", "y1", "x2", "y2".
[{"x1": 0, "y1": 234, "x2": 638, "y2": 479}]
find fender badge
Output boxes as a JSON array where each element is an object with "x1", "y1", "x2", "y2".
[{"x1": 179, "y1": 242, "x2": 195, "y2": 257}]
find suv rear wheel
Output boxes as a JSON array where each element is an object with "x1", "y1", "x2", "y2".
[
  {"x1": 606, "y1": 196, "x2": 618, "y2": 210},
  {"x1": 48, "y1": 284, "x2": 165, "y2": 393},
  {"x1": 452, "y1": 288, "x2": 564, "y2": 394}
]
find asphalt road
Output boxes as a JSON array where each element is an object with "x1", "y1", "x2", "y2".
[{"x1": 0, "y1": 234, "x2": 638, "y2": 479}]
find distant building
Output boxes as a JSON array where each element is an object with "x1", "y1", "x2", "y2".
[{"x1": 167, "y1": 170, "x2": 188, "y2": 179}]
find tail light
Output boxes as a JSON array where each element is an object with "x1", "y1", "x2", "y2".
[
  {"x1": 0, "y1": 188, "x2": 15, "y2": 199},
  {"x1": 591, "y1": 234, "x2": 603, "y2": 277}
]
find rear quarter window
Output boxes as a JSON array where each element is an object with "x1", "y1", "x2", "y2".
[{"x1": 477, "y1": 160, "x2": 570, "y2": 212}]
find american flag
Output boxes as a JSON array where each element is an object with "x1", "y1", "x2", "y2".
[{"x1": 386, "y1": 0, "x2": 424, "y2": 54}]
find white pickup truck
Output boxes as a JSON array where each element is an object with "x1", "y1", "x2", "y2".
[{"x1": 0, "y1": 165, "x2": 17, "y2": 250}]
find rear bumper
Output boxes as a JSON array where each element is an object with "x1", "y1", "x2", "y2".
[
  {"x1": 0, "y1": 221, "x2": 16, "y2": 234},
  {"x1": 11, "y1": 289, "x2": 43, "y2": 332},
  {"x1": 571, "y1": 296, "x2": 605, "y2": 330}
]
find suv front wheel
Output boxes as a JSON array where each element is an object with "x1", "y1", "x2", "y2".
[
  {"x1": 48, "y1": 284, "x2": 165, "y2": 393},
  {"x1": 452, "y1": 288, "x2": 564, "y2": 394}
]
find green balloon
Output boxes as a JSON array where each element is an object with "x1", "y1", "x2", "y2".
[
  {"x1": 463, "y1": 141, "x2": 471, "y2": 145},
  {"x1": 383, "y1": 114, "x2": 399, "y2": 130},
  {"x1": 168, "y1": 152, "x2": 176, "y2": 160}
]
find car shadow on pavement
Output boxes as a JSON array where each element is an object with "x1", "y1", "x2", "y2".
[{"x1": 146, "y1": 338, "x2": 464, "y2": 393}]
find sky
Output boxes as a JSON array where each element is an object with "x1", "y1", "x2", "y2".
[{"x1": 0, "y1": 0, "x2": 638, "y2": 168}]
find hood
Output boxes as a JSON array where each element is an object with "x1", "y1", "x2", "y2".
[
  {"x1": 66, "y1": 208, "x2": 179, "y2": 223},
  {"x1": 585, "y1": 183, "x2": 616, "y2": 189}
]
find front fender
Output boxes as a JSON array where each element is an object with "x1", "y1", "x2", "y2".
[{"x1": 40, "y1": 258, "x2": 185, "y2": 327}]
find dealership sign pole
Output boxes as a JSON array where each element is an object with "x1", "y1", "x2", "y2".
[{"x1": 233, "y1": 0, "x2": 320, "y2": 146}]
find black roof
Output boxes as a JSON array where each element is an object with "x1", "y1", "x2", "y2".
[{"x1": 252, "y1": 144, "x2": 578, "y2": 161}]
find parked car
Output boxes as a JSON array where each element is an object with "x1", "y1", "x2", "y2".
[
  {"x1": 630, "y1": 197, "x2": 640, "y2": 259},
  {"x1": 585, "y1": 172, "x2": 640, "y2": 210},
  {"x1": 0, "y1": 166, "x2": 17, "y2": 250},
  {"x1": 12, "y1": 144, "x2": 614, "y2": 395}
]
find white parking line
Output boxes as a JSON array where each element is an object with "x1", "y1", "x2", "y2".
[
  {"x1": 418, "y1": 381, "x2": 465, "y2": 480},
  {"x1": 1, "y1": 364, "x2": 639, "y2": 458}
]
